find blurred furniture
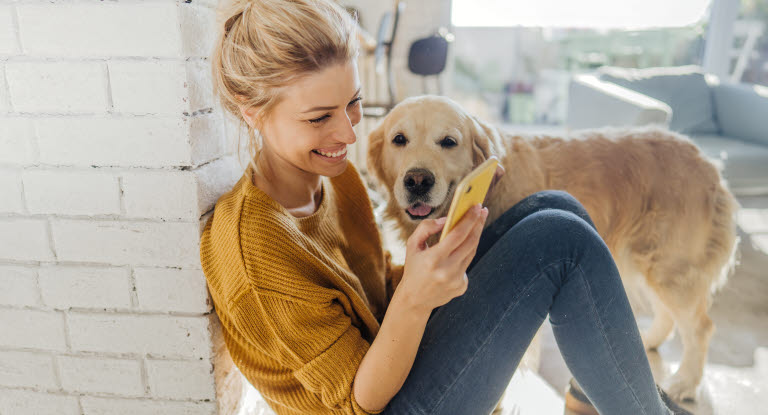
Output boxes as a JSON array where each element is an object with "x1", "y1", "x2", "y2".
[
  {"x1": 407, "y1": 27, "x2": 453, "y2": 95},
  {"x1": 345, "y1": 1, "x2": 405, "y2": 169},
  {"x1": 567, "y1": 65, "x2": 768, "y2": 196},
  {"x1": 361, "y1": 0, "x2": 406, "y2": 118},
  {"x1": 730, "y1": 20, "x2": 765, "y2": 82}
]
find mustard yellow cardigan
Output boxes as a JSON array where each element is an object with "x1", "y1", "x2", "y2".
[{"x1": 200, "y1": 161, "x2": 404, "y2": 414}]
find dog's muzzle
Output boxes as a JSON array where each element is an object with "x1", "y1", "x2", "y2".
[{"x1": 404, "y1": 168, "x2": 434, "y2": 197}]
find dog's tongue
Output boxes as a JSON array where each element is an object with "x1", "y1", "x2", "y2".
[{"x1": 407, "y1": 203, "x2": 432, "y2": 217}]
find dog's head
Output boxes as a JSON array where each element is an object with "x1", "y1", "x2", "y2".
[{"x1": 366, "y1": 95, "x2": 506, "y2": 224}]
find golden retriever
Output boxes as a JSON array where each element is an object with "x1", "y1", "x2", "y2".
[{"x1": 365, "y1": 95, "x2": 741, "y2": 401}]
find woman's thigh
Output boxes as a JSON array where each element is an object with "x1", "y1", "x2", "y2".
[
  {"x1": 469, "y1": 190, "x2": 597, "y2": 271},
  {"x1": 380, "y1": 191, "x2": 599, "y2": 414}
]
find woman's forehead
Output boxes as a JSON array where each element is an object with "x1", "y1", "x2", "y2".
[{"x1": 282, "y1": 62, "x2": 360, "y2": 110}]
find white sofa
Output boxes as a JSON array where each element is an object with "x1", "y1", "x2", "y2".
[{"x1": 568, "y1": 65, "x2": 768, "y2": 196}]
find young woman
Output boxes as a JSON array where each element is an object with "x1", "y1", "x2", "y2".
[{"x1": 200, "y1": 1, "x2": 691, "y2": 414}]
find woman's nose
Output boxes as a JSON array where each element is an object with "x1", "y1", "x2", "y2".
[{"x1": 334, "y1": 112, "x2": 357, "y2": 144}]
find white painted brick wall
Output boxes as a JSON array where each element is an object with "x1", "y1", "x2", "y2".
[
  {"x1": 146, "y1": 358, "x2": 216, "y2": 400},
  {"x1": 35, "y1": 117, "x2": 192, "y2": 167},
  {"x1": 0, "y1": 1, "x2": 237, "y2": 413},
  {"x1": 16, "y1": 3, "x2": 183, "y2": 58},
  {"x1": 80, "y1": 396, "x2": 216, "y2": 415},
  {"x1": 134, "y1": 267, "x2": 213, "y2": 314},
  {"x1": 0, "y1": 218, "x2": 54, "y2": 261},
  {"x1": 1, "y1": 308, "x2": 67, "y2": 351},
  {"x1": 0, "y1": 389, "x2": 80, "y2": 415},
  {"x1": 122, "y1": 170, "x2": 199, "y2": 220},
  {"x1": 0, "y1": 168, "x2": 23, "y2": 213},
  {"x1": 0, "y1": 350, "x2": 57, "y2": 389},
  {"x1": 0, "y1": 117, "x2": 36, "y2": 164},
  {"x1": 23, "y1": 170, "x2": 121, "y2": 216},
  {"x1": 58, "y1": 356, "x2": 144, "y2": 396},
  {"x1": 67, "y1": 313, "x2": 212, "y2": 358},
  {"x1": 38, "y1": 266, "x2": 132, "y2": 310},
  {"x1": 6, "y1": 61, "x2": 109, "y2": 113},
  {"x1": 0, "y1": 5, "x2": 19, "y2": 56},
  {"x1": 0, "y1": 265, "x2": 40, "y2": 306}
]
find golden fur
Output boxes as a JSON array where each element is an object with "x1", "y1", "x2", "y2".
[{"x1": 365, "y1": 95, "x2": 741, "y2": 401}]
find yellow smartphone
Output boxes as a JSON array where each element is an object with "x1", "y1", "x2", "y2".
[{"x1": 439, "y1": 156, "x2": 499, "y2": 242}]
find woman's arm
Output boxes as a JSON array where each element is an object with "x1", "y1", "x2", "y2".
[{"x1": 353, "y1": 288, "x2": 431, "y2": 412}]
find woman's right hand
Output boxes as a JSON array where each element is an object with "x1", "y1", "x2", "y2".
[{"x1": 396, "y1": 203, "x2": 489, "y2": 314}]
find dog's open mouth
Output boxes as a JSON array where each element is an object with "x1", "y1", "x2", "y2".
[{"x1": 405, "y1": 202, "x2": 434, "y2": 219}]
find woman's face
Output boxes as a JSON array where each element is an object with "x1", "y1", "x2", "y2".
[{"x1": 249, "y1": 59, "x2": 362, "y2": 178}]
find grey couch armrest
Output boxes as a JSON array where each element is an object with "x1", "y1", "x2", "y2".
[
  {"x1": 567, "y1": 74, "x2": 672, "y2": 130},
  {"x1": 712, "y1": 81, "x2": 768, "y2": 145}
]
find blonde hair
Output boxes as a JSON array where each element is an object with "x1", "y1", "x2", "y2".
[{"x1": 211, "y1": 0, "x2": 361, "y2": 176}]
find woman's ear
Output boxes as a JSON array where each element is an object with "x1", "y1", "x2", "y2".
[
  {"x1": 365, "y1": 120, "x2": 388, "y2": 185},
  {"x1": 238, "y1": 104, "x2": 259, "y2": 129},
  {"x1": 468, "y1": 115, "x2": 505, "y2": 168}
]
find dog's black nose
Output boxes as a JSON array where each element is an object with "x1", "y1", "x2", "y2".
[{"x1": 403, "y1": 168, "x2": 435, "y2": 196}]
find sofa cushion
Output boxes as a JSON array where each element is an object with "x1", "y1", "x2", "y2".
[
  {"x1": 598, "y1": 65, "x2": 719, "y2": 135},
  {"x1": 711, "y1": 82, "x2": 768, "y2": 146},
  {"x1": 690, "y1": 134, "x2": 768, "y2": 194}
]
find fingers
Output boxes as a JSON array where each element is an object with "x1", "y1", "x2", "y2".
[
  {"x1": 436, "y1": 203, "x2": 484, "y2": 256},
  {"x1": 407, "y1": 216, "x2": 447, "y2": 251},
  {"x1": 447, "y1": 208, "x2": 487, "y2": 269}
]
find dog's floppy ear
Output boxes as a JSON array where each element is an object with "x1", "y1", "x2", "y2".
[
  {"x1": 468, "y1": 115, "x2": 506, "y2": 202},
  {"x1": 365, "y1": 120, "x2": 388, "y2": 186},
  {"x1": 468, "y1": 114, "x2": 505, "y2": 168}
]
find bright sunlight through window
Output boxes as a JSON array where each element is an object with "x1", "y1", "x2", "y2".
[{"x1": 452, "y1": 0, "x2": 713, "y2": 29}]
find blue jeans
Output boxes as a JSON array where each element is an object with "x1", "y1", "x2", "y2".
[{"x1": 380, "y1": 190, "x2": 670, "y2": 415}]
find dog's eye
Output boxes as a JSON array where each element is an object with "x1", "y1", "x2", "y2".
[
  {"x1": 440, "y1": 136, "x2": 457, "y2": 148},
  {"x1": 393, "y1": 134, "x2": 407, "y2": 146}
]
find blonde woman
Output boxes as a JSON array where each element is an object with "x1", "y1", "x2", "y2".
[{"x1": 199, "y1": 1, "x2": 691, "y2": 414}]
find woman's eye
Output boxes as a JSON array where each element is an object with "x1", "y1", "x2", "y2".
[
  {"x1": 348, "y1": 96, "x2": 363, "y2": 107},
  {"x1": 307, "y1": 97, "x2": 363, "y2": 124},
  {"x1": 308, "y1": 114, "x2": 330, "y2": 124}
]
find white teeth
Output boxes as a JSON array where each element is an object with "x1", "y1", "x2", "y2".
[{"x1": 316, "y1": 147, "x2": 347, "y2": 157}]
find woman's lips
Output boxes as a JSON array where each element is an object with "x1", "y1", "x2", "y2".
[
  {"x1": 314, "y1": 145, "x2": 346, "y2": 153},
  {"x1": 312, "y1": 147, "x2": 347, "y2": 161}
]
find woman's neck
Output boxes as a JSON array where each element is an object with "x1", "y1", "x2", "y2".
[{"x1": 251, "y1": 154, "x2": 323, "y2": 217}]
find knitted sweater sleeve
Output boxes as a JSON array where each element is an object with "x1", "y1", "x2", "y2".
[{"x1": 230, "y1": 290, "x2": 386, "y2": 414}]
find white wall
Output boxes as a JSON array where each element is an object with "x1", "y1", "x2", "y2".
[{"x1": 0, "y1": 1, "x2": 242, "y2": 414}]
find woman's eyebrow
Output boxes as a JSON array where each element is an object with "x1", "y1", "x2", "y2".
[{"x1": 301, "y1": 87, "x2": 361, "y2": 113}]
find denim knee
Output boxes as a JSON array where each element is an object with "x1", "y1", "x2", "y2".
[
  {"x1": 518, "y1": 190, "x2": 597, "y2": 232},
  {"x1": 471, "y1": 190, "x2": 601, "y2": 274},
  {"x1": 492, "y1": 207, "x2": 608, "y2": 286}
]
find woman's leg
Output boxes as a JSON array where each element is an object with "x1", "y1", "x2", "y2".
[
  {"x1": 470, "y1": 190, "x2": 599, "y2": 270},
  {"x1": 381, "y1": 190, "x2": 669, "y2": 415}
]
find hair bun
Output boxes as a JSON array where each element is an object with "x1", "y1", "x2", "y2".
[{"x1": 215, "y1": 0, "x2": 253, "y2": 35}]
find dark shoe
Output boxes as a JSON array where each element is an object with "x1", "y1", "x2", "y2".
[
  {"x1": 657, "y1": 384, "x2": 695, "y2": 415},
  {"x1": 564, "y1": 378, "x2": 599, "y2": 415},
  {"x1": 564, "y1": 377, "x2": 694, "y2": 415}
]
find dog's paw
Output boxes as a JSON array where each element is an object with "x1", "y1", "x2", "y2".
[{"x1": 661, "y1": 374, "x2": 699, "y2": 402}]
